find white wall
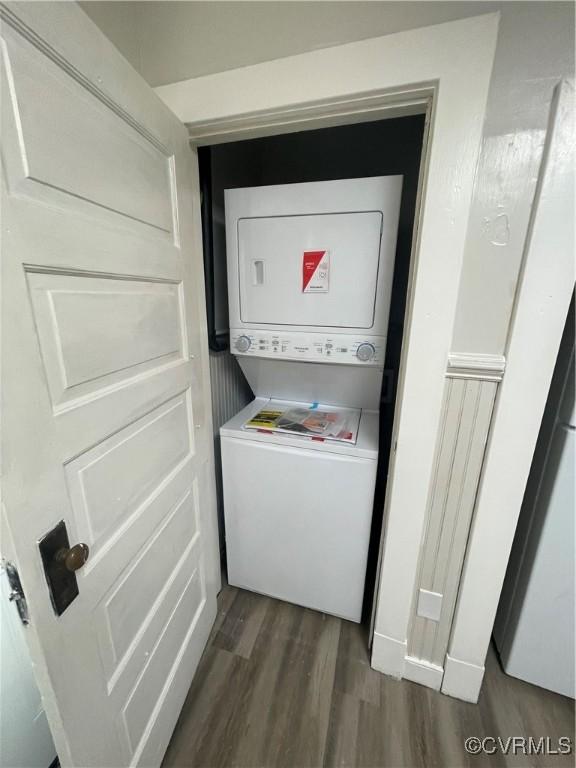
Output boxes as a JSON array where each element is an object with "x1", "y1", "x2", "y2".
[
  {"x1": 81, "y1": 1, "x2": 502, "y2": 87},
  {"x1": 78, "y1": 1, "x2": 141, "y2": 73},
  {"x1": 451, "y1": 2, "x2": 574, "y2": 355},
  {"x1": 0, "y1": 568, "x2": 57, "y2": 768}
]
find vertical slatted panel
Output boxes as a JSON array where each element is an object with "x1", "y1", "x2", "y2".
[
  {"x1": 209, "y1": 350, "x2": 253, "y2": 553},
  {"x1": 209, "y1": 350, "x2": 252, "y2": 434},
  {"x1": 408, "y1": 376, "x2": 497, "y2": 666}
]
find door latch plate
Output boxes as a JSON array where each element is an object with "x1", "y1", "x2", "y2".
[{"x1": 39, "y1": 520, "x2": 79, "y2": 616}]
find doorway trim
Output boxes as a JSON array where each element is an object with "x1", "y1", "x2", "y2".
[
  {"x1": 157, "y1": 13, "x2": 500, "y2": 678},
  {"x1": 442, "y1": 79, "x2": 575, "y2": 701},
  {"x1": 179, "y1": 87, "x2": 430, "y2": 145}
]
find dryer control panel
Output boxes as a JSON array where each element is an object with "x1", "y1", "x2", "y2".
[{"x1": 230, "y1": 329, "x2": 385, "y2": 366}]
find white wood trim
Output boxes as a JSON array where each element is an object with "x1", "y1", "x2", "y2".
[
  {"x1": 403, "y1": 656, "x2": 444, "y2": 691},
  {"x1": 371, "y1": 16, "x2": 498, "y2": 668},
  {"x1": 371, "y1": 632, "x2": 407, "y2": 679},
  {"x1": 442, "y1": 653, "x2": 485, "y2": 703},
  {"x1": 447, "y1": 353, "x2": 506, "y2": 381},
  {"x1": 186, "y1": 91, "x2": 429, "y2": 145},
  {"x1": 446, "y1": 80, "x2": 575, "y2": 688},
  {"x1": 369, "y1": 104, "x2": 433, "y2": 649},
  {"x1": 156, "y1": 13, "x2": 500, "y2": 673}
]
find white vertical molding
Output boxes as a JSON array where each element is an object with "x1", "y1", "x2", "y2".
[{"x1": 443, "y1": 80, "x2": 575, "y2": 704}]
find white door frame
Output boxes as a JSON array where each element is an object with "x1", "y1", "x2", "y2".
[{"x1": 156, "y1": 13, "x2": 500, "y2": 676}]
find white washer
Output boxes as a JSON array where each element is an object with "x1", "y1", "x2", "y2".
[
  {"x1": 220, "y1": 177, "x2": 402, "y2": 622},
  {"x1": 221, "y1": 399, "x2": 379, "y2": 621}
]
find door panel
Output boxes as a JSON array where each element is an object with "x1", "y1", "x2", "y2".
[
  {"x1": 97, "y1": 490, "x2": 199, "y2": 682},
  {"x1": 65, "y1": 393, "x2": 193, "y2": 558},
  {"x1": 27, "y1": 271, "x2": 185, "y2": 408},
  {"x1": 3, "y1": 25, "x2": 175, "y2": 236},
  {"x1": 1, "y1": 5, "x2": 219, "y2": 767},
  {"x1": 121, "y1": 563, "x2": 204, "y2": 754}
]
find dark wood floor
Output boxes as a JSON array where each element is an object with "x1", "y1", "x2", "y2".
[{"x1": 163, "y1": 584, "x2": 575, "y2": 768}]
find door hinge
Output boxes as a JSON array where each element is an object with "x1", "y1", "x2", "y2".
[{"x1": 3, "y1": 560, "x2": 30, "y2": 625}]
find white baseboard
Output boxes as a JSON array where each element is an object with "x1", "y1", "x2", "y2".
[
  {"x1": 441, "y1": 653, "x2": 485, "y2": 702},
  {"x1": 372, "y1": 638, "x2": 486, "y2": 703},
  {"x1": 403, "y1": 656, "x2": 444, "y2": 690},
  {"x1": 371, "y1": 632, "x2": 407, "y2": 679}
]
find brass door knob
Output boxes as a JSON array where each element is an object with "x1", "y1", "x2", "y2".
[{"x1": 55, "y1": 543, "x2": 89, "y2": 572}]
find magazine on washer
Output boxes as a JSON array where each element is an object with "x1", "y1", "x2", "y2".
[{"x1": 243, "y1": 400, "x2": 361, "y2": 444}]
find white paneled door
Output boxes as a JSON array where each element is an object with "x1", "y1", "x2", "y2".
[{"x1": 0, "y1": 4, "x2": 219, "y2": 767}]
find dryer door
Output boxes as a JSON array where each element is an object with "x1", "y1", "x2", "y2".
[{"x1": 238, "y1": 211, "x2": 383, "y2": 329}]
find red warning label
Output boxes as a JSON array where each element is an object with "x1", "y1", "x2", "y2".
[{"x1": 302, "y1": 250, "x2": 330, "y2": 293}]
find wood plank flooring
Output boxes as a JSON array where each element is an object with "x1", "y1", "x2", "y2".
[{"x1": 163, "y1": 585, "x2": 575, "y2": 768}]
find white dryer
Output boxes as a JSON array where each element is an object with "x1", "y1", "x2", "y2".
[{"x1": 220, "y1": 177, "x2": 402, "y2": 622}]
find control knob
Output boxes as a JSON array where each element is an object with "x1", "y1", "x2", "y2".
[
  {"x1": 235, "y1": 335, "x2": 251, "y2": 353},
  {"x1": 356, "y1": 342, "x2": 376, "y2": 362}
]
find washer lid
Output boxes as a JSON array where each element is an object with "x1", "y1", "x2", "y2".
[
  {"x1": 220, "y1": 398, "x2": 379, "y2": 459},
  {"x1": 242, "y1": 399, "x2": 362, "y2": 445},
  {"x1": 238, "y1": 211, "x2": 383, "y2": 329}
]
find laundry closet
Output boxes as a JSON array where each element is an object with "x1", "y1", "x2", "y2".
[{"x1": 200, "y1": 115, "x2": 425, "y2": 626}]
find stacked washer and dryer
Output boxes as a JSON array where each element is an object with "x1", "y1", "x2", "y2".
[{"x1": 220, "y1": 177, "x2": 402, "y2": 622}]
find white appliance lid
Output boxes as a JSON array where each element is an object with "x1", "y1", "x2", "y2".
[
  {"x1": 242, "y1": 398, "x2": 362, "y2": 445},
  {"x1": 220, "y1": 398, "x2": 379, "y2": 459}
]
